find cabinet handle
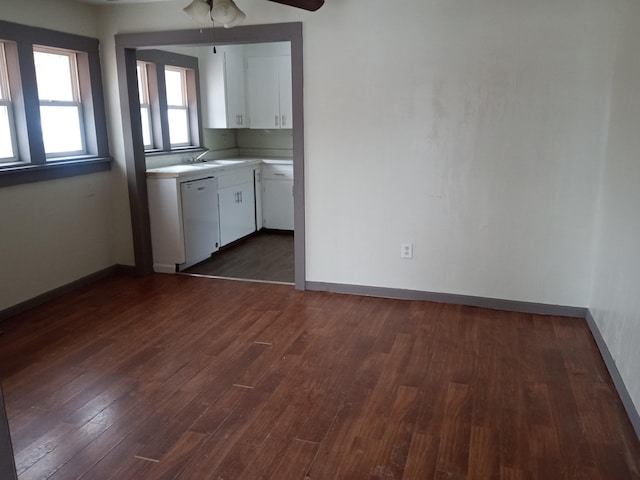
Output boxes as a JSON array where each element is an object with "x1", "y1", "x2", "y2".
[
  {"x1": 239, "y1": 191, "x2": 243, "y2": 203},
  {"x1": 275, "y1": 115, "x2": 279, "y2": 127},
  {"x1": 282, "y1": 115, "x2": 286, "y2": 127},
  {"x1": 240, "y1": 114, "x2": 243, "y2": 125}
]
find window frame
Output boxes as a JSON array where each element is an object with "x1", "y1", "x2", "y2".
[
  {"x1": 33, "y1": 45, "x2": 87, "y2": 158},
  {"x1": 0, "y1": 20, "x2": 111, "y2": 187},
  {"x1": 0, "y1": 42, "x2": 18, "y2": 163},
  {"x1": 136, "y1": 61, "x2": 154, "y2": 150},
  {"x1": 135, "y1": 49, "x2": 202, "y2": 155},
  {"x1": 164, "y1": 65, "x2": 191, "y2": 148}
]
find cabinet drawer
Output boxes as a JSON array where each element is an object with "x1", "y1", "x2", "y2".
[
  {"x1": 262, "y1": 164, "x2": 293, "y2": 180},
  {"x1": 217, "y1": 169, "x2": 254, "y2": 189}
]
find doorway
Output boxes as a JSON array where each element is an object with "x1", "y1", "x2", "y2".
[{"x1": 115, "y1": 23, "x2": 306, "y2": 289}]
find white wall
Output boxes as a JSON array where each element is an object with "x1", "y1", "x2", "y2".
[
  {"x1": 100, "y1": 0, "x2": 617, "y2": 307},
  {"x1": 304, "y1": 0, "x2": 617, "y2": 306},
  {"x1": 0, "y1": 0, "x2": 626, "y2": 312},
  {"x1": 589, "y1": 0, "x2": 640, "y2": 419},
  {"x1": 0, "y1": 0, "x2": 115, "y2": 311}
]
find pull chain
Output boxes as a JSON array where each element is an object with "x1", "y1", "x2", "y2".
[{"x1": 211, "y1": 9, "x2": 217, "y2": 54}]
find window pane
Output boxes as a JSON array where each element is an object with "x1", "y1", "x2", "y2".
[
  {"x1": 34, "y1": 50, "x2": 75, "y2": 101},
  {"x1": 165, "y1": 69, "x2": 185, "y2": 106},
  {"x1": 40, "y1": 105, "x2": 83, "y2": 154},
  {"x1": 141, "y1": 106, "x2": 152, "y2": 148},
  {"x1": 137, "y1": 63, "x2": 146, "y2": 104},
  {"x1": 167, "y1": 108, "x2": 189, "y2": 145},
  {"x1": 0, "y1": 105, "x2": 13, "y2": 159},
  {"x1": 0, "y1": 43, "x2": 7, "y2": 101}
]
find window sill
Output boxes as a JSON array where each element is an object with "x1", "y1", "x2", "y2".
[
  {"x1": 0, "y1": 156, "x2": 112, "y2": 187},
  {"x1": 144, "y1": 147, "x2": 205, "y2": 158}
]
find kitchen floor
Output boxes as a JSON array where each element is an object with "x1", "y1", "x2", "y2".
[{"x1": 183, "y1": 230, "x2": 294, "y2": 283}]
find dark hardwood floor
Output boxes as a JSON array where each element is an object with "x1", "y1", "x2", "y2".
[
  {"x1": 0, "y1": 274, "x2": 639, "y2": 479},
  {"x1": 184, "y1": 230, "x2": 294, "y2": 283}
]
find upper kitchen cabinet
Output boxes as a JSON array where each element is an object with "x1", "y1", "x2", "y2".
[
  {"x1": 200, "y1": 45, "x2": 247, "y2": 129},
  {"x1": 246, "y1": 44, "x2": 292, "y2": 129}
]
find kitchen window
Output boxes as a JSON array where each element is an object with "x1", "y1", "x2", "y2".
[
  {"x1": 165, "y1": 66, "x2": 190, "y2": 147},
  {"x1": 0, "y1": 42, "x2": 17, "y2": 162},
  {"x1": 0, "y1": 20, "x2": 111, "y2": 187},
  {"x1": 136, "y1": 49, "x2": 202, "y2": 154},
  {"x1": 136, "y1": 61, "x2": 154, "y2": 149}
]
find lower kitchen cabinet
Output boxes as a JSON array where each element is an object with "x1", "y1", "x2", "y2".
[
  {"x1": 262, "y1": 163, "x2": 294, "y2": 230},
  {"x1": 218, "y1": 173, "x2": 256, "y2": 247}
]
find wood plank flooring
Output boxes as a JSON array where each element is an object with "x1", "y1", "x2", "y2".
[
  {"x1": 184, "y1": 231, "x2": 294, "y2": 283},
  {"x1": 0, "y1": 274, "x2": 639, "y2": 479}
]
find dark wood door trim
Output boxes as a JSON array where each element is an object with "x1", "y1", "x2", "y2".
[{"x1": 0, "y1": 385, "x2": 17, "y2": 480}]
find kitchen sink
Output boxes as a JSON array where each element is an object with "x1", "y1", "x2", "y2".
[
  {"x1": 192, "y1": 159, "x2": 247, "y2": 167},
  {"x1": 209, "y1": 159, "x2": 247, "y2": 165}
]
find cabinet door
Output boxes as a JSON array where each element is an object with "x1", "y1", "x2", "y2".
[
  {"x1": 279, "y1": 56, "x2": 292, "y2": 128},
  {"x1": 247, "y1": 56, "x2": 280, "y2": 129},
  {"x1": 225, "y1": 51, "x2": 247, "y2": 127},
  {"x1": 262, "y1": 178, "x2": 294, "y2": 230},
  {"x1": 218, "y1": 182, "x2": 256, "y2": 246}
]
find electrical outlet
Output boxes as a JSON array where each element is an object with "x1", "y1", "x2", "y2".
[{"x1": 401, "y1": 242, "x2": 413, "y2": 259}]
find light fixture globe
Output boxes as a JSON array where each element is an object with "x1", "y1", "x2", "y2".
[
  {"x1": 223, "y1": 7, "x2": 245, "y2": 28},
  {"x1": 183, "y1": 0, "x2": 246, "y2": 29},
  {"x1": 183, "y1": 0, "x2": 212, "y2": 27},
  {"x1": 211, "y1": 0, "x2": 239, "y2": 24}
]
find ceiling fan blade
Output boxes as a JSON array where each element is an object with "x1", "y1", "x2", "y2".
[{"x1": 267, "y1": 0, "x2": 325, "y2": 11}]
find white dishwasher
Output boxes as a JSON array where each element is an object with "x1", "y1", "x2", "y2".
[{"x1": 178, "y1": 176, "x2": 219, "y2": 271}]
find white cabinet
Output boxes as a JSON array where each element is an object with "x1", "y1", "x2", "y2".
[
  {"x1": 147, "y1": 177, "x2": 187, "y2": 272},
  {"x1": 225, "y1": 51, "x2": 247, "y2": 127},
  {"x1": 246, "y1": 55, "x2": 292, "y2": 129},
  {"x1": 218, "y1": 170, "x2": 256, "y2": 246},
  {"x1": 201, "y1": 45, "x2": 247, "y2": 128},
  {"x1": 262, "y1": 163, "x2": 294, "y2": 230}
]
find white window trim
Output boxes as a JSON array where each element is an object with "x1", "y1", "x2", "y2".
[
  {"x1": 137, "y1": 61, "x2": 154, "y2": 150},
  {"x1": 165, "y1": 66, "x2": 192, "y2": 148},
  {"x1": 0, "y1": 42, "x2": 18, "y2": 163}
]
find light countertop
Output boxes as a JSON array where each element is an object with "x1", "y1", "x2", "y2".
[{"x1": 146, "y1": 157, "x2": 292, "y2": 180}]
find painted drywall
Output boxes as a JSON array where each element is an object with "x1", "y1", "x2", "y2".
[
  {"x1": 0, "y1": 173, "x2": 113, "y2": 311},
  {"x1": 98, "y1": 0, "x2": 618, "y2": 307},
  {"x1": 589, "y1": 0, "x2": 640, "y2": 418},
  {"x1": 0, "y1": 0, "x2": 115, "y2": 312}
]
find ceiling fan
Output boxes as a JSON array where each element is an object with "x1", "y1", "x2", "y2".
[{"x1": 183, "y1": 0, "x2": 324, "y2": 29}]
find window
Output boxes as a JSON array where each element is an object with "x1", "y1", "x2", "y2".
[
  {"x1": 135, "y1": 49, "x2": 201, "y2": 153},
  {"x1": 165, "y1": 66, "x2": 190, "y2": 147},
  {"x1": 0, "y1": 20, "x2": 110, "y2": 187},
  {"x1": 136, "y1": 61, "x2": 153, "y2": 149},
  {"x1": 0, "y1": 42, "x2": 16, "y2": 162},
  {"x1": 33, "y1": 46, "x2": 85, "y2": 157}
]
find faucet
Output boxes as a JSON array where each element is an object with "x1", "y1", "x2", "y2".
[{"x1": 191, "y1": 149, "x2": 210, "y2": 163}]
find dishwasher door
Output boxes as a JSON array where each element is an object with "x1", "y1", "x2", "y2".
[{"x1": 179, "y1": 177, "x2": 219, "y2": 270}]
